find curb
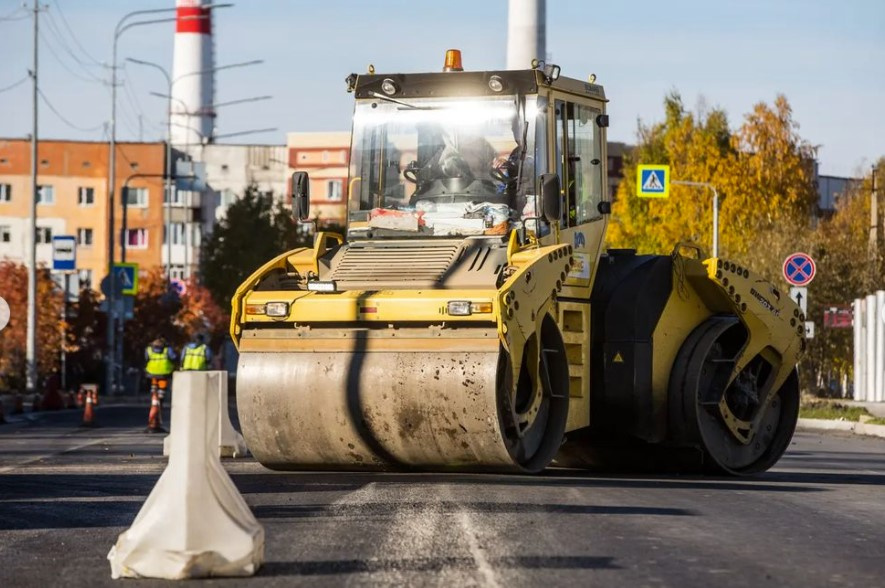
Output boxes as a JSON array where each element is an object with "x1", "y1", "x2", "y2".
[{"x1": 797, "y1": 418, "x2": 885, "y2": 440}]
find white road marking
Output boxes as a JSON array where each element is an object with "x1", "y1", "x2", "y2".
[{"x1": 455, "y1": 508, "x2": 500, "y2": 588}]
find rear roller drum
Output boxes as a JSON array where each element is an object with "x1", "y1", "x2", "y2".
[{"x1": 669, "y1": 316, "x2": 799, "y2": 475}]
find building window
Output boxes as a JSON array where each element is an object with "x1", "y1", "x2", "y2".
[
  {"x1": 77, "y1": 228, "x2": 93, "y2": 247},
  {"x1": 164, "y1": 222, "x2": 185, "y2": 245},
  {"x1": 78, "y1": 187, "x2": 94, "y2": 206},
  {"x1": 37, "y1": 185, "x2": 54, "y2": 205},
  {"x1": 169, "y1": 265, "x2": 186, "y2": 280},
  {"x1": 125, "y1": 228, "x2": 148, "y2": 249},
  {"x1": 36, "y1": 226, "x2": 52, "y2": 244},
  {"x1": 220, "y1": 189, "x2": 236, "y2": 207},
  {"x1": 0, "y1": 183, "x2": 10, "y2": 202},
  {"x1": 0, "y1": 225, "x2": 10, "y2": 243},
  {"x1": 326, "y1": 179, "x2": 343, "y2": 201},
  {"x1": 123, "y1": 187, "x2": 148, "y2": 208}
]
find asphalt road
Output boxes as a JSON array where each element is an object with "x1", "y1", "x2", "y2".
[{"x1": 1, "y1": 404, "x2": 883, "y2": 587}]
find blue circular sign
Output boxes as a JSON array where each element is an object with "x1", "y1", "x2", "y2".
[{"x1": 783, "y1": 252, "x2": 816, "y2": 286}]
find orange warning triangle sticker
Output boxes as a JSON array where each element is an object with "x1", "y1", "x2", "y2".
[{"x1": 613, "y1": 352, "x2": 624, "y2": 363}]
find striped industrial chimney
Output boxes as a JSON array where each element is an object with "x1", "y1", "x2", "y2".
[
  {"x1": 506, "y1": 0, "x2": 546, "y2": 70},
  {"x1": 170, "y1": 0, "x2": 215, "y2": 147}
]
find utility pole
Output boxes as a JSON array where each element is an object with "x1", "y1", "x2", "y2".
[
  {"x1": 26, "y1": 0, "x2": 40, "y2": 395},
  {"x1": 870, "y1": 165, "x2": 880, "y2": 289}
]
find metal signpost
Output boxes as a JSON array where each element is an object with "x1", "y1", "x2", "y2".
[
  {"x1": 784, "y1": 252, "x2": 816, "y2": 339},
  {"x1": 52, "y1": 235, "x2": 77, "y2": 390}
]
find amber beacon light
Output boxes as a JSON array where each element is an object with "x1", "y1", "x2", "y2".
[{"x1": 443, "y1": 49, "x2": 463, "y2": 72}]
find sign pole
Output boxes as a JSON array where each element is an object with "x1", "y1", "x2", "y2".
[{"x1": 61, "y1": 272, "x2": 68, "y2": 391}]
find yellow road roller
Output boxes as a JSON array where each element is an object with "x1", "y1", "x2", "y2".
[{"x1": 230, "y1": 51, "x2": 805, "y2": 475}]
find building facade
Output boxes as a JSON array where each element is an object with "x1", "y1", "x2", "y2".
[
  {"x1": 287, "y1": 132, "x2": 350, "y2": 228},
  {"x1": 0, "y1": 139, "x2": 166, "y2": 291}
]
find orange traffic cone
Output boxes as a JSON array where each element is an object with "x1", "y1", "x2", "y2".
[
  {"x1": 80, "y1": 390, "x2": 97, "y2": 427},
  {"x1": 146, "y1": 390, "x2": 165, "y2": 433}
]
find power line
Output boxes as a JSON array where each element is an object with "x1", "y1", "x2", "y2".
[
  {"x1": 38, "y1": 87, "x2": 104, "y2": 132},
  {"x1": 38, "y1": 28, "x2": 104, "y2": 84},
  {"x1": 0, "y1": 75, "x2": 28, "y2": 93},
  {"x1": 49, "y1": 0, "x2": 103, "y2": 66}
]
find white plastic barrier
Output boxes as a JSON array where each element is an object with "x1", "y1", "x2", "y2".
[
  {"x1": 108, "y1": 371, "x2": 264, "y2": 579},
  {"x1": 163, "y1": 371, "x2": 248, "y2": 458}
]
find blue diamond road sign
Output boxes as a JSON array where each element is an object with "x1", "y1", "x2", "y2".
[{"x1": 783, "y1": 252, "x2": 816, "y2": 287}]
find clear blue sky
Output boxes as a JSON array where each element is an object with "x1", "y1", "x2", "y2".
[{"x1": 0, "y1": 0, "x2": 882, "y2": 176}]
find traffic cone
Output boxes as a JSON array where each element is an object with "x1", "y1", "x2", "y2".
[
  {"x1": 80, "y1": 390, "x2": 97, "y2": 427},
  {"x1": 146, "y1": 391, "x2": 165, "y2": 434}
]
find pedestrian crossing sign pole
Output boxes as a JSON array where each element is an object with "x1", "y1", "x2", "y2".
[{"x1": 636, "y1": 165, "x2": 670, "y2": 198}]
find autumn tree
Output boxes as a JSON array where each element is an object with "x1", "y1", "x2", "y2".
[
  {"x1": 200, "y1": 185, "x2": 310, "y2": 310},
  {"x1": 0, "y1": 262, "x2": 63, "y2": 392},
  {"x1": 607, "y1": 93, "x2": 818, "y2": 265}
]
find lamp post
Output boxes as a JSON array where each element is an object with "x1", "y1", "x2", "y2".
[
  {"x1": 672, "y1": 180, "x2": 720, "y2": 257},
  {"x1": 106, "y1": 5, "x2": 230, "y2": 397}
]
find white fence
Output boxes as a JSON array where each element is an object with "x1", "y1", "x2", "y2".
[{"x1": 853, "y1": 292, "x2": 885, "y2": 402}]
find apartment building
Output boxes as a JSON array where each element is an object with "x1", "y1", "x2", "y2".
[{"x1": 0, "y1": 139, "x2": 166, "y2": 290}]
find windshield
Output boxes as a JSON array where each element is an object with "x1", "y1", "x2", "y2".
[{"x1": 348, "y1": 95, "x2": 542, "y2": 238}]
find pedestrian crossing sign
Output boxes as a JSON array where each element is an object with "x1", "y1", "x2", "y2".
[
  {"x1": 113, "y1": 263, "x2": 139, "y2": 295},
  {"x1": 636, "y1": 165, "x2": 670, "y2": 198}
]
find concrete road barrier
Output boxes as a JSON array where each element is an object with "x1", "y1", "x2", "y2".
[
  {"x1": 163, "y1": 370, "x2": 248, "y2": 458},
  {"x1": 107, "y1": 371, "x2": 264, "y2": 579}
]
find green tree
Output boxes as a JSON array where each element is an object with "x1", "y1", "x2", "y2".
[{"x1": 200, "y1": 185, "x2": 310, "y2": 310}]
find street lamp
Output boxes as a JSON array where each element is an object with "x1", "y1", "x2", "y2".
[
  {"x1": 106, "y1": 4, "x2": 231, "y2": 397},
  {"x1": 672, "y1": 180, "x2": 720, "y2": 257}
]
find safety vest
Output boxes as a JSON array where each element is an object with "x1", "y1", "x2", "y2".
[
  {"x1": 145, "y1": 347, "x2": 174, "y2": 376},
  {"x1": 181, "y1": 344, "x2": 208, "y2": 371}
]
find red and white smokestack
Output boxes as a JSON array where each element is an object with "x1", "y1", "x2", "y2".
[
  {"x1": 170, "y1": 0, "x2": 215, "y2": 147},
  {"x1": 506, "y1": 0, "x2": 546, "y2": 70}
]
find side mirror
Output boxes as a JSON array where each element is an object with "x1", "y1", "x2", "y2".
[
  {"x1": 291, "y1": 171, "x2": 310, "y2": 221},
  {"x1": 539, "y1": 173, "x2": 561, "y2": 223}
]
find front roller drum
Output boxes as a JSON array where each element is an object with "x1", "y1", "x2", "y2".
[{"x1": 237, "y1": 323, "x2": 569, "y2": 473}]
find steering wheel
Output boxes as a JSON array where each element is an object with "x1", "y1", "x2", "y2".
[{"x1": 490, "y1": 157, "x2": 516, "y2": 185}]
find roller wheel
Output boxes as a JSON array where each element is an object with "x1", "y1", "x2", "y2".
[
  {"x1": 496, "y1": 315, "x2": 570, "y2": 473},
  {"x1": 669, "y1": 316, "x2": 799, "y2": 475}
]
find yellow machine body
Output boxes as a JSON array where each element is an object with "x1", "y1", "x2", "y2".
[{"x1": 231, "y1": 65, "x2": 803, "y2": 474}]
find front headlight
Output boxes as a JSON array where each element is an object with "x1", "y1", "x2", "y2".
[
  {"x1": 264, "y1": 301, "x2": 289, "y2": 317},
  {"x1": 447, "y1": 301, "x2": 493, "y2": 316}
]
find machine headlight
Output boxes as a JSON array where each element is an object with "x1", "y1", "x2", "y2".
[
  {"x1": 381, "y1": 78, "x2": 398, "y2": 95},
  {"x1": 488, "y1": 75, "x2": 504, "y2": 92},
  {"x1": 265, "y1": 302, "x2": 290, "y2": 317},
  {"x1": 307, "y1": 280, "x2": 337, "y2": 293},
  {"x1": 447, "y1": 301, "x2": 493, "y2": 316}
]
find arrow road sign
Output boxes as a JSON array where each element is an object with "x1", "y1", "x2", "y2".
[
  {"x1": 789, "y1": 286, "x2": 808, "y2": 315},
  {"x1": 783, "y1": 252, "x2": 816, "y2": 287}
]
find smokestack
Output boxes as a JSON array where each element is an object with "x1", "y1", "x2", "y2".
[
  {"x1": 506, "y1": 0, "x2": 546, "y2": 70},
  {"x1": 170, "y1": 0, "x2": 215, "y2": 147}
]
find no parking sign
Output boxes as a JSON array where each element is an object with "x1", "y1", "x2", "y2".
[{"x1": 783, "y1": 252, "x2": 816, "y2": 287}]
